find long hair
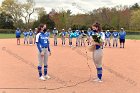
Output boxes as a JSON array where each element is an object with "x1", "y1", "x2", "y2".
[
  {"x1": 37, "y1": 24, "x2": 44, "y2": 33},
  {"x1": 92, "y1": 22, "x2": 101, "y2": 32}
]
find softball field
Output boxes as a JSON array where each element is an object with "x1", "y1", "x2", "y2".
[{"x1": 0, "y1": 38, "x2": 139, "y2": 93}]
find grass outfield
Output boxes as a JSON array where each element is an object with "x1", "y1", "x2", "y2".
[{"x1": 0, "y1": 34, "x2": 140, "y2": 40}]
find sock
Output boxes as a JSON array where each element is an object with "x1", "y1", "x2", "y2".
[
  {"x1": 97, "y1": 67, "x2": 102, "y2": 80},
  {"x1": 44, "y1": 65, "x2": 48, "y2": 76},
  {"x1": 38, "y1": 66, "x2": 42, "y2": 77}
]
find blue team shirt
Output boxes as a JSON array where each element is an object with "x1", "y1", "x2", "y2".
[
  {"x1": 36, "y1": 32, "x2": 50, "y2": 52},
  {"x1": 29, "y1": 31, "x2": 33, "y2": 36},
  {"x1": 87, "y1": 30, "x2": 92, "y2": 36},
  {"x1": 105, "y1": 32, "x2": 111, "y2": 38},
  {"x1": 61, "y1": 31, "x2": 67, "y2": 36},
  {"x1": 15, "y1": 30, "x2": 21, "y2": 36},
  {"x1": 23, "y1": 32, "x2": 28, "y2": 37},
  {"x1": 119, "y1": 31, "x2": 126, "y2": 39},
  {"x1": 112, "y1": 32, "x2": 119, "y2": 38}
]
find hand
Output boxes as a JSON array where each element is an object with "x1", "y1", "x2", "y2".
[{"x1": 41, "y1": 51, "x2": 44, "y2": 56}]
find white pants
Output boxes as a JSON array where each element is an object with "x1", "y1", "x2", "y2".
[
  {"x1": 38, "y1": 48, "x2": 48, "y2": 66},
  {"x1": 93, "y1": 49, "x2": 103, "y2": 68}
]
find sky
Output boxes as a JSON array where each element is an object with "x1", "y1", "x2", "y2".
[{"x1": 0, "y1": 0, "x2": 140, "y2": 17}]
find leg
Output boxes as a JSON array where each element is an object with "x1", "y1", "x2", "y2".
[
  {"x1": 113, "y1": 38, "x2": 115, "y2": 47},
  {"x1": 38, "y1": 51, "x2": 43, "y2": 77},
  {"x1": 43, "y1": 48, "x2": 48, "y2": 76},
  {"x1": 93, "y1": 49, "x2": 103, "y2": 80}
]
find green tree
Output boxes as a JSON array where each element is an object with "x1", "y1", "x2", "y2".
[{"x1": 130, "y1": 10, "x2": 140, "y2": 30}]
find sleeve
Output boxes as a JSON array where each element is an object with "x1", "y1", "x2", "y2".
[
  {"x1": 36, "y1": 33, "x2": 40, "y2": 43},
  {"x1": 36, "y1": 33, "x2": 42, "y2": 53}
]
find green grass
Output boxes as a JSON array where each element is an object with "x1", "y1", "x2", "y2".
[
  {"x1": 0, "y1": 34, "x2": 24, "y2": 39},
  {"x1": 0, "y1": 34, "x2": 140, "y2": 40},
  {"x1": 126, "y1": 35, "x2": 140, "y2": 40}
]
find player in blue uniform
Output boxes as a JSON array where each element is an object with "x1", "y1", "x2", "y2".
[
  {"x1": 91, "y1": 23, "x2": 104, "y2": 82},
  {"x1": 23, "y1": 29, "x2": 28, "y2": 44},
  {"x1": 36, "y1": 24, "x2": 51, "y2": 81},
  {"x1": 45, "y1": 29, "x2": 51, "y2": 41},
  {"x1": 68, "y1": 28, "x2": 73, "y2": 46},
  {"x1": 87, "y1": 28, "x2": 92, "y2": 45},
  {"x1": 75, "y1": 30, "x2": 81, "y2": 47},
  {"x1": 105, "y1": 30, "x2": 111, "y2": 47},
  {"x1": 15, "y1": 28, "x2": 21, "y2": 45},
  {"x1": 33, "y1": 28, "x2": 37, "y2": 44},
  {"x1": 60, "y1": 29, "x2": 67, "y2": 46},
  {"x1": 112, "y1": 30, "x2": 119, "y2": 47},
  {"x1": 80, "y1": 30, "x2": 86, "y2": 46},
  {"x1": 29, "y1": 29, "x2": 33, "y2": 45},
  {"x1": 53, "y1": 28, "x2": 58, "y2": 46},
  {"x1": 119, "y1": 28, "x2": 126, "y2": 48}
]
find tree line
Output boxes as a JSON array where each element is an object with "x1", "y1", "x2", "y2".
[{"x1": 0, "y1": 0, "x2": 140, "y2": 31}]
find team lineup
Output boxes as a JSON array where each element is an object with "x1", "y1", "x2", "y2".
[{"x1": 15, "y1": 23, "x2": 126, "y2": 82}]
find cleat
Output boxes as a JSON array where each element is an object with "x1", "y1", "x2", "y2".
[
  {"x1": 39, "y1": 76, "x2": 46, "y2": 81},
  {"x1": 44, "y1": 75, "x2": 51, "y2": 79}
]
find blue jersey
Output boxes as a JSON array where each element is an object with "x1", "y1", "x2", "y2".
[
  {"x1": 105, "y1": 32, "x2": 111, "y2": 38},
  {"x1": 61, "y1": 31, "x2": 67, "y2": 36},
  {"x1": 15, "y1": 30, "x2": 21, "y2": 37},
  {"x1": 23, "y1": 32, "x2": 28, "y2": 37},
  {"x1": 119, "y1": 31, "x2": 126, "y2": 39},
  {"x1": 29, "y1": 31, "x2": 33, "y2": 36},
  {"x1": 112, "y1": 32, "x2": 119, "y2": 38},
  {"x1": 87, "y1": 30, "x2": 92, "y2": 36},
  {"x1": 36, "y1": 32, "x2": 50, "y2": 52},
  {"x1": 34, "y1": 31, "x2": 37, "y2": 35}
]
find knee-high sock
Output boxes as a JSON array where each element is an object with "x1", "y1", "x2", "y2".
[
  {"x1": 97, "y1": 67, "x2": 102, "y2": 80},
  {"x1": 44, "y1": 65, "x2": 48, "y2": 76},
  {"x1": 38, "y1": 66, "x2": 42, "y2": 77}
]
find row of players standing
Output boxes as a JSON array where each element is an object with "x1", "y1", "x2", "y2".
[
  {"x1": 52, "y1": 27, "x2": 126, "y2": 48},
  {"x1": 15, "y1": 28, "x2": 38, "y2": 45},
  {"x1": 104, "y1": 28, "x2": 126, "y2": 48},
  {"x1": 16, "y1": 27, "x2": 126, "y2": 48}
]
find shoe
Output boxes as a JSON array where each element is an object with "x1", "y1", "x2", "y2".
[
  {"x1": 39, "y1": 76, "x2": 46, "y2": 81},
  {"x1": 93, "y1": 78, "x2": 103, "y2": 83},
  {"x1": 44, "y1": 75, "x2": 51, "y2": 79}
]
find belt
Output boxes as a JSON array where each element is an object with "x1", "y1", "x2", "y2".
[{"x1": 42, "y1": 47, "x2": 47, "y2": 48}]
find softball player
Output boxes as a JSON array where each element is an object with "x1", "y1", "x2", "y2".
[
  {"x1": 45, "y1": 29, "x2": 51, "y2": 41},
  {"x1": 105, "y1": 30, "x2": 111, "y2": 47},
  {"x1": 15, "y1": 28, "x2": 21, "y2": 45},
  {"x1": 33, "y1": 28, "x2": 37, "y2": 44},
  {"x1": 91, "y1": 23, "x2": 104, "y2": 82},
  {"x1": 80, "y1": 30, "x2": 86, "y2": 46},
  {"x1": 76, "y1": 30, "x2": 81, "y2": 47},
  {"x1": 29, "y1": 29, "x2": 33, "y2": 45},
  {"x1": 53, "y1": 28, "x2": 58, "y2": 46},
  {"x1": 23, "y1": 29, "x2": 28, "y2": 44},
  {"x1": 112, "y1": 30, "x2": 119, "y2": 47},
  {"x1": 60, "y1": 29, "x2": 67, "y2": 46},
  {"x1": 36, "y1": 24, "x2": 51, "y2": 81},
  {"x1": 87, "y1": 28, "x2": 92, "y2": 45},
  {"x1": 68, "y1": 28, "x2": 73, "y2": 46},
  {"x1": 119, "y1": 28, "x2": 126, "y2": 48}
]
